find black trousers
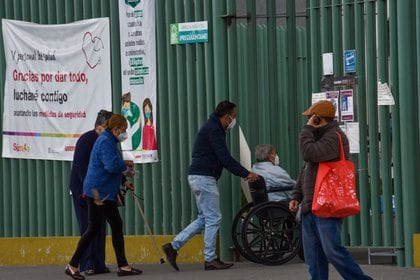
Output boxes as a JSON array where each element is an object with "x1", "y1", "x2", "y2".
[
  {"x1": 71, "y1": 194, "x2": 107, "y2": 272},
  {"x1": 70, "y1": 197, "x2": 128, "y2": 268}
]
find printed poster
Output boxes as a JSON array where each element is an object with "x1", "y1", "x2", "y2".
[
  {"x1": 119, "y1": 0, "x2": 158, "y2": 163},
  {"x1": 2, "y1": 18, "x2": 112, "y2": 160},
  {"x1": 326, "y1": 91, "x2": 339, "y2": 120},
  {"x1": 311, "y1": 91, "x2": 339, "y2": 120},
  {"x1": 339, "y1": 89, "x2": 354, "y2": 121}
]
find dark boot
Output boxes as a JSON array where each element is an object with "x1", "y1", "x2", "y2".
[{"x1": 162, "y1": 243, "x2": 179, "y2": 271}]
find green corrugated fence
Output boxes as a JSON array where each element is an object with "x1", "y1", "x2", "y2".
[{"x1": 0, "y1": 0, "x2": 419, "y2": 267}]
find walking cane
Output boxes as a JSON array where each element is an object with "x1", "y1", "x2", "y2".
[{"x1": 129, "y1": 190, "x2": 165, "y2": 264}]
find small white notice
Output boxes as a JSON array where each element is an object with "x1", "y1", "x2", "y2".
[
  {"x1": 377, "y1": 81, "x2": 395, "y2": 106},
  {"x1": 322, "y1": 53, "x2": 334, "y2": 76},
  {"x1": 345, "y1": 122, "x2": 360, "y2": 154},
  {"x1": 311, "y1": 92, "x2": 327, "y2": 104}
]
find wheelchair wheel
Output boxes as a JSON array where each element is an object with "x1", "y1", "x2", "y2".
[
  {"x1": 231, "y1": 202, "x2": 261, "y2": 263},
  {"x1": 241, "y1": 202, "x2": 301, "y2": 266}
]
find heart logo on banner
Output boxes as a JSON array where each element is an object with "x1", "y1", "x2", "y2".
[{"x1": 82, "y1": 32, "x2": 104, "y2": 69}]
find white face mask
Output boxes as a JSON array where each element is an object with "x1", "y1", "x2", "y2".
[
  {"x1": 274, "y1": 154, "x2": 280, "y2": 166},
  {"x1": 227, "y1": 117, "x2": 236, "y2": 130},
  {"x1": 117, "y1": 132, "x2": 128, "y2": 142}
]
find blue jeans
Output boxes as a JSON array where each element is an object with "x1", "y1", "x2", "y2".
[
  {"x1": 171, "y1": 175, "x2": 221, "y2": 262},
  {"x1": 302, "y1": 213, "x2": 372, "y2": 280}
]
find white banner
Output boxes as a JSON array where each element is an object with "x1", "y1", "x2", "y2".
[
  {"x1": 2, "y1": 18, "x2": 112, "y2": 160},
  {"x1": 119, "y1": 0, "x2": 158, "y2": 163}
]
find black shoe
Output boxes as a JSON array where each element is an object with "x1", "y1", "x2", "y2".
[
  {"x1": 204, "y1": 258, "x2": 233, "y2": 270},
  {"x1": 65, "y1": 265, "x2": 85, "y2": 280},
  {"x1": 96, "y1": 266, "x2": 111, "y2": 274},
  {"x1": 117, "y1": 267, "x2": 142, "y2": 277},
  {"x1": 85, "y1": 266, "x2": 111, "y2": 275},
  {"x1": 162, "y1": 243, "x2": 179, "y2": 271}
]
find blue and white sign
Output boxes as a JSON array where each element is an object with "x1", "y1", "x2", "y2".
[
  {"x1": 344, "y1": 50, "x2": 356, "y2": 73},
  {"x1": 170, "y1": 21, "x2": 208, "y2": 45}
]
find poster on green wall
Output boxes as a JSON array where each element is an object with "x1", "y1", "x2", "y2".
[
  {"x1": 119, "y1": 0, "x2": 158, "y2": 163},
  {"x1": 1, "y1": 18, "x2": 112, "y2": 161}
]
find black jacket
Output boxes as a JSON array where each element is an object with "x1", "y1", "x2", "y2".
[
  {"x1": 188, "y1": 113, "x2": 249, "y2": 180},
  {"x1": 69, "y1": 130, "x2": 98, "y2": 198}
]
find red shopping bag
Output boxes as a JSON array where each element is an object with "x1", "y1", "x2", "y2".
[{"x1": 312, "y1": 132, "x2": 360, "y2": 218}]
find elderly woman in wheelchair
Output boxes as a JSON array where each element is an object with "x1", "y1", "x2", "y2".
[{"x1": 231, "y1": 144, "x2": 303, "y2": 266}]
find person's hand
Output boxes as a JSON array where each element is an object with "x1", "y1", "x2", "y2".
[
  {"x1": 123, "y1": 169, "x2": 135, "y2": 177},
  {"x1": 124, "y1": 181, "x2": 135, "y2": 191},
  {"x1": 306, "y1": 114, "x2": 323, "y2": 128},
  {"x1": 289, "y1": 199, "x2": 299, "y2": 212},
  {"x1": 123, "y1": 160, "x2": 135, "y2": 177},
  {"x1": 124, "y1": 160, "x2": 134, "y2": 169},
  {"x1": 246, "y1": 172, "x2": 259, "y2": 182}
]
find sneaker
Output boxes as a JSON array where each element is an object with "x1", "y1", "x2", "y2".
[
  {"x1": 84, "y1": 267, "x2": 111, "y2": 276},
  {"x1": 162, "y1": 243, "x2": 179, "y2": 271},
  {"x1": 204, "y1": 258, "x2": 233, "y2": 270},
  {"x1": 84, "y1": 269, "x2": 95, "y2": 276}
]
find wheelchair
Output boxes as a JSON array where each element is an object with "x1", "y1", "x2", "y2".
[{"x1": 231, "y1": 177, "x2": 304, "y2": 265}]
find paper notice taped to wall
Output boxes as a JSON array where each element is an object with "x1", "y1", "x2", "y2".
[{"x1": 377, "y1": 81, "x2": 395, "y2": 106}]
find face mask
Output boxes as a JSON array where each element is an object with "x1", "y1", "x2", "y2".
[
  {"x1": 121, "y1": 108, "x2": 132, "y2": 118},
  {"x1": 274, "y1": 154, "x2": 280, "y2": 166},
  {"x1": 227, "y1": 117, "x2": 236, "y2": 130},
  {"x1": 117, "y1": 132, "x2": 128, "y2": 142},
  {"x1": 145, "y1": 111, "x2": 151, "y2": 120}
]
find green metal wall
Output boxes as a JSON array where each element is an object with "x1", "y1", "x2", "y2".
[
  {"x1": 1, "y1": 0, "x2": 420, "y2": 266},
  {"x1": 306, "y1": 0, "x2": 420, "y2": 267},
  {"x1": 0, "y1": 0, "x2": 304, "y2": 260}
]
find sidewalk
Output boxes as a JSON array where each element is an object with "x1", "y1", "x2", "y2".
[{"x1": 1, "y1": 256, "x2": 420, "y2": 280}]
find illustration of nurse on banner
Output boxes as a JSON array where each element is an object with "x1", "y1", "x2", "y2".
[
  {"x1": 121, "y1": 92, "x2": 142, "y2": 151},
  {"x1": 142, "y1": 98, "x2": 158, "y2": 150}
]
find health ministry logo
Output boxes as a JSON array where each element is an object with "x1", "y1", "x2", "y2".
[
  {"x1": 12, "y1": 143, "x2": 30, "y2": 152},
  {"x1": 126, "y1": 0, "x2": 141, "y2": 8}
]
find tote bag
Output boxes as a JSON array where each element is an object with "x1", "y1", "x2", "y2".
[{"x1": 311, "y1": 132, "x2": 360, "y2": 218}]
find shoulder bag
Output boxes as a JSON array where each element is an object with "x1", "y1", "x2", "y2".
[{"x1": 311, "y1": 131, "x2": 360, "y2": 218}]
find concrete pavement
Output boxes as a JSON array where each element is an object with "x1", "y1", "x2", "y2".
[{"x1": 1, "y1": 255, "x2": 420, "y2": 280}]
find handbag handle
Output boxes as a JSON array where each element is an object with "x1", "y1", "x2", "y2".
[{"x1": 336, "y1": 131, "x2": 345, "y2": 161}]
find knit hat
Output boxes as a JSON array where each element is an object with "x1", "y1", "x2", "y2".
[{"x1": 302, "y1": 100, "x2": 336, "y2": 117}]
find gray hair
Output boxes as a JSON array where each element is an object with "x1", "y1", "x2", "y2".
[
  {"x1": 95, "y1": 110, "x2": 113, "y2": 127},
  {"x1": 255, "y1": 144, "x2": 275, "y2": 162}
]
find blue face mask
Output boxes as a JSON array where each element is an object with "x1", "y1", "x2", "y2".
[
  {"x1": 145, "y1": 112, "x2": 151, "y2": 120},
  {"x1": 121, "y1": 107, "x2": 132, "y2": 117}
]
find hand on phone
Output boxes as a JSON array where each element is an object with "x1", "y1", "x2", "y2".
[{"x1": 307, "y1": 115, "x2": 321, "y2": 127}]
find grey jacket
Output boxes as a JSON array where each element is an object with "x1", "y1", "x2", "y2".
[{"x1": 291, "y1": 121, "x2": 350, "y2": 214}]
